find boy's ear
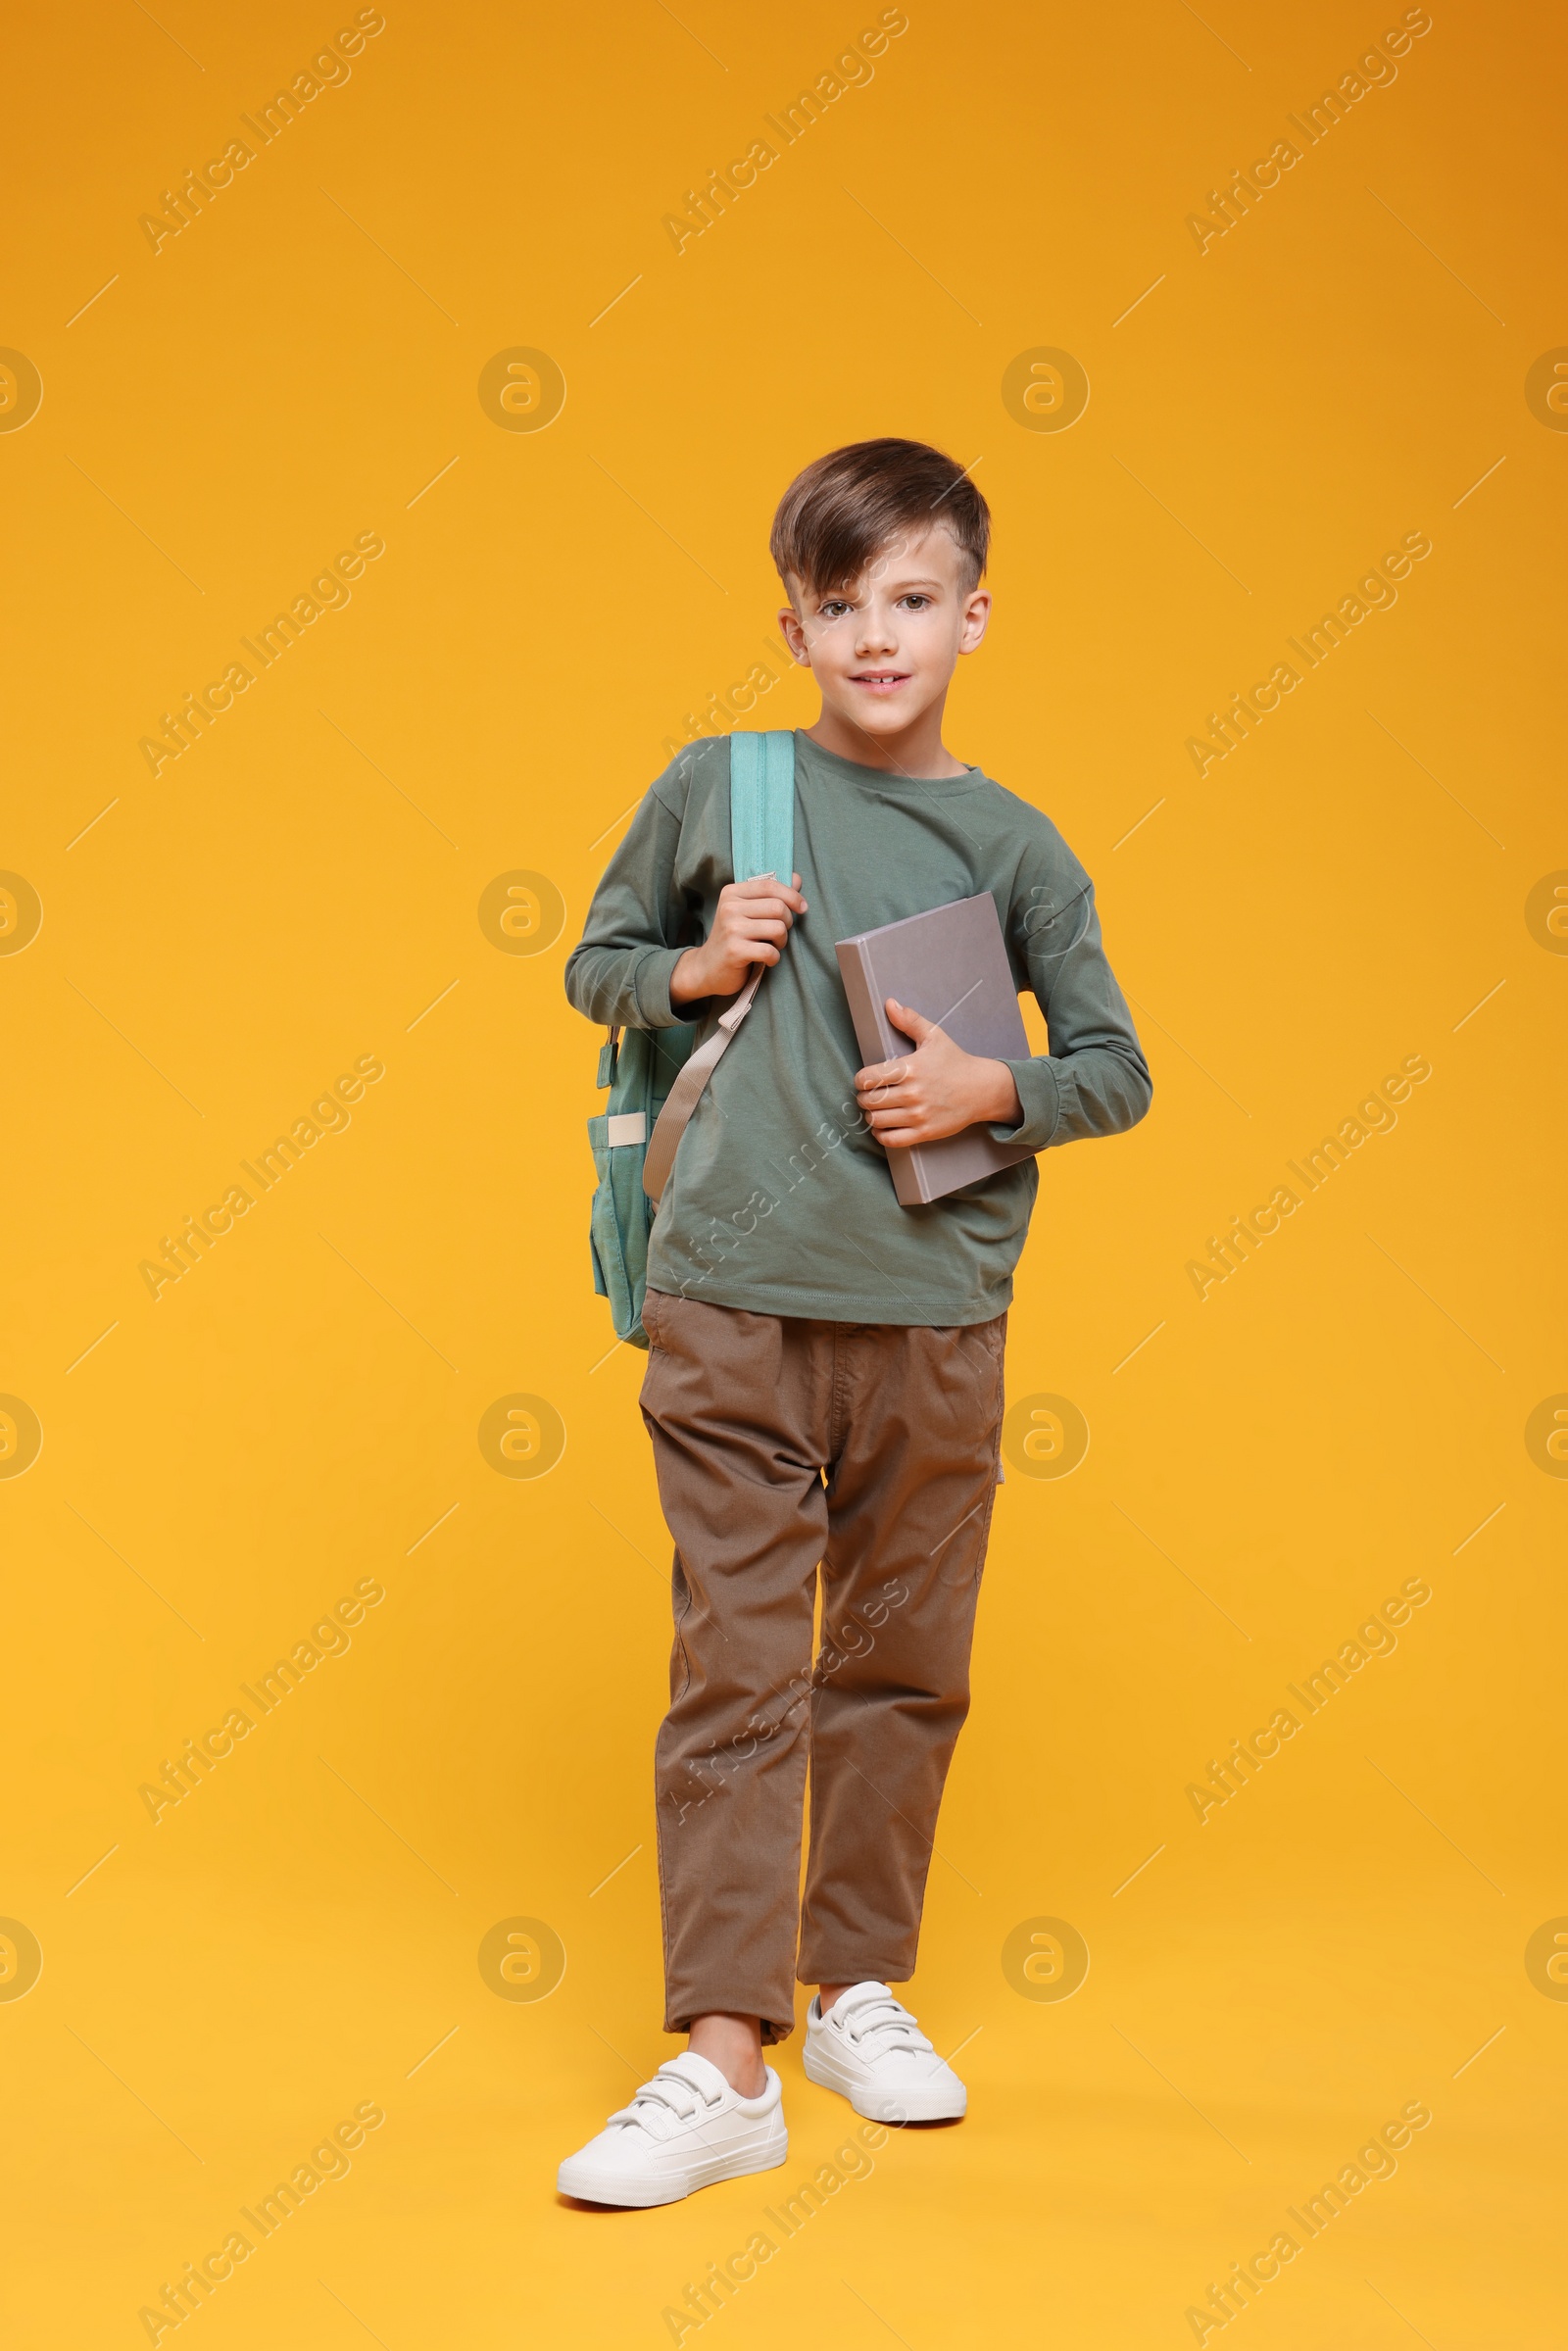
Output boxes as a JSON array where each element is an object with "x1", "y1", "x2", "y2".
[
  {"x1": 957, "y1": 586, "x2": 992, "y2": 655},
  {"x1": 777, "y1": 601, "x2": 812, "y2": 665}
]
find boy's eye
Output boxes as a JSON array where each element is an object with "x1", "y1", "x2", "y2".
[
  {"x1": 819, "y1": 600, "x2": 851, "y2": 618},
  {"x1": 900, "y1": 594, "x2": 931, "y2": 611}
]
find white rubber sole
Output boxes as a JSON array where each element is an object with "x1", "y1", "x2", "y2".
[
  {"x1": 803, "y1": 2042, "x2": 966, "y2": 2123},
  {"x1": 558, "y1": 2131, "x2": 788, "y2": 2208}
]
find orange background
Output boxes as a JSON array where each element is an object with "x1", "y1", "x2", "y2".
[{"x1": 3, "y1": 0, "x2": 1565, "y2": 2343}]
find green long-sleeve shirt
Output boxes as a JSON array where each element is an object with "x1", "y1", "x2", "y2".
[{"x1": 565, "y1": 730, "x2": 1151, "y2": 1325}]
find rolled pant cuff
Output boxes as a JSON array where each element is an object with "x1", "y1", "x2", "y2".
[{"x1": 798, "y1": 1959, "x2": 911, "y2": 1990}]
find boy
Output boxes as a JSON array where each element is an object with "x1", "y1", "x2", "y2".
[{"x1": 560, "y1": 439, "x2": 1150, "y2": 2206}]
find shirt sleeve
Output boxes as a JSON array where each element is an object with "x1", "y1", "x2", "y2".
[
  {"x1": 987, "y1": 857, "x2": 1152, "y2": 1154},
  {"x1": 564, "y1": 783, "x2": 695, "y2": 1030}
]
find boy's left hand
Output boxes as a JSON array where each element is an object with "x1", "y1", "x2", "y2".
[{"x1": 855, "y1": 999, "x2": 1023, "y2": 1148}]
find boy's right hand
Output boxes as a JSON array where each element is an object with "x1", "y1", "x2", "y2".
[{"x1": 669, "y1": 873, "x2": 807, "y2": 1004}]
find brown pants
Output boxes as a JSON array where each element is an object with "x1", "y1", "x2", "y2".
[{"x1": 639, "y1": 1290, "x2": 1006, "y2": 2042}]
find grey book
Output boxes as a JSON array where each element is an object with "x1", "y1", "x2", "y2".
[{"x1": 836, "y1": 892, "x2": 1037, "y2": 1207}]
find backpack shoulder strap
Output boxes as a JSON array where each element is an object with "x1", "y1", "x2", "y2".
[
  {"x1": 641, "y1": 732, "x2": 796, "y2": 1203},
  {"x1": 729, "y1": 729, "x2": 795, "y2": 885}
]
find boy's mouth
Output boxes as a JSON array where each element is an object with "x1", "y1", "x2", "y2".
[{"x1": 850, "y1": 670, "x2": 910, "y2": 692}]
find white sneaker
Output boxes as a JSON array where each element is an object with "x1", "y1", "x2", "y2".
[
  {"x1": 803, "y1": 1982, "x2": 967, "y2": 2123},
  {"x1": 557, "y1": 2051, "x2": 787, "y2": 2207}
]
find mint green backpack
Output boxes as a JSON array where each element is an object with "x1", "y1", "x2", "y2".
[{"x1": 588, "y1": 732, "x2": 795, "y2": 1349}]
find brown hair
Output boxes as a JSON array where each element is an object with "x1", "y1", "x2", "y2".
[{"x1": 770, "y1": 437, "x2": 990, "y2": 599}]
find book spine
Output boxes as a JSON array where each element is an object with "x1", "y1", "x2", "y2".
[
  {"x1": 835, "y1": 940, "x2": 928, "y2": 1206},
  {"x1": 835, "y1": 938, "x2": 893, "y2": 1061}
]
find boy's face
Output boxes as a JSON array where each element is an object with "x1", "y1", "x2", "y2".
[{"x1": 779, "y1": 524, "x2": 990, "y2": 750}]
